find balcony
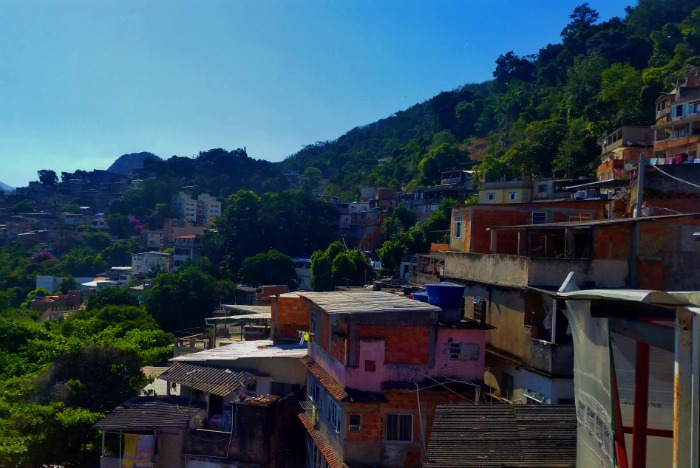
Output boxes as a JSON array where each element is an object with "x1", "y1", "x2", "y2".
[
  {"x1": 654, "y1": 134, "x2": 700, "y2": 152},
  {"x1": 529, "y1": 339, "x2": 574, "y2": 377},
  {"x1": 443, "y1": 252, "x2": 627, "y2": 289}
]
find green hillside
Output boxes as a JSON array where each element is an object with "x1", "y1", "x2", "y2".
[{"x1": 281, "y1": 0, "x2": 700, "y2": 198}]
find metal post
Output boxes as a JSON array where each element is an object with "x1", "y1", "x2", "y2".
[
  {"x1": 691, "y1": 313, "x2": 700, "y2": 468},
  {"x1": 612, "y1": 349, "x2": 630, "y2": 468},
  {"x1": 551, "y1": 298, "x2": 557, "y2": 344},
  {"x1": 632, "y1": 341, "x2": 650, "y2": 468},
  {"x1": 674, "y1": 309, "x2": 693, "y2": 468},
  {"x1": 635, "y1": 158, "x2": 645, "y2": 218}
]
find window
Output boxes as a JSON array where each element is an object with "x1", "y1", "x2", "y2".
[
  {"x1": 485, "y1": 192, "x2": 496, "y2": 201},
  {"x1": 310, "y1": 311, "x2": 317, "y2": 334},
  {"x1": 532, "y1": 212, "x2": 547, "y2": 224},
  {"x1": 454, "y1": 216, "x2": 463, "y2": 238},
  {"x1": 449, "y1": 342, "x2": 480, "y2": 361},
  {"x1": 310, "y1": 380, "x2": 323, "y2": 413},
  {"x1": 537, "y1": 184, "x2": 548, "y2": 194},
  {"x1": 326, "y1": 397, "x2": 341, "y2": 433},
  {"x1": 386, "y1": 414, "x2": 413, "y2": 442},
  {"x1": 500, "y1": 372, "x2": 514, "y2": 400},
  {"x1": 508, "y1": 191, "x2": 517, "y2": 201},
  {"x1": 348, "y1": 414, "x2": 361, "y2": 433}
]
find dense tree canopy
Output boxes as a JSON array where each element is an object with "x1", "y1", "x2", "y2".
[{"x1": 238, "y1": 249, "x2": 299, "y2": 289}]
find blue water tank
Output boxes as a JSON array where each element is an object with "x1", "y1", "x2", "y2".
[
  {"x1": 424, "y1": 282, "x2": 465, "y2": 309},
  {"x1": 411, "y1": 291, "x2": 429, "y2": 303}
]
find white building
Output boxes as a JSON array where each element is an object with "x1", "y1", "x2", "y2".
[
  {"x1": 172, "y1": 192, "x2": 198, "y2": 222},
  {"x1": 196, "y1": 193, "x2": 221, "y2": 224},
  {"x1": 131, "y1": 251, "x2": 173, "y2": 276},
  {"x1": 172, "y1": 192, "x2": 221, "y2": 224}
]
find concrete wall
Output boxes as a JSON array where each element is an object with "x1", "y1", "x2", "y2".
[
  {"x1": 484, "y1": 358, "x2": 575, "y2": 404},
  {"x1": 528, "y1": 258, "x2": 628, "y2": 288},
  {"x1": 445, "y1": 252, "x2": 529, "y2": 288},
  {"x1": 445, "y1": 252, "x2": 628, "y2": 289}
]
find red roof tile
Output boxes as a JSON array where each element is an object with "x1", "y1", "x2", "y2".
[
  {"x1": 301, "y1": 356, "x2": 347, "y2": 401},
  {"x1": 298, "y1": 412, "x2": 345, "y2": 468}
]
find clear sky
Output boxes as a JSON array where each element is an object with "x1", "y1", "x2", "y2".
[{"x1": 0, "y1": 0, "x2": 632, "y2": 188}]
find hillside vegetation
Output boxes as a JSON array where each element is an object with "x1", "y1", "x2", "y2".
[{"x1": 282, "y1": 0, "x2": 700, "y2": 197}]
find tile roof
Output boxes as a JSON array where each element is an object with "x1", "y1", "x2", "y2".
[
  {"x1": 298, "y1": 412, "x2": 344, "y2": 468},
  {"x1": 158, "y1": 362, "x2": 252, "y2": 397},
  {"x1": 301, "y1": 356, "x2": 347, "y2": 401},
  {"x1": 297, "y1": 290, "x2": 441, "y2": 315},
  {"x1": 424, "y1": 404, "x2": 576, "y2": 467},
  {"x1": 171, "y1": 339, "x2": 307, "y2": 362},
  {"x1": 95, "y1": 396, "x2": 203, "y2": 431}
]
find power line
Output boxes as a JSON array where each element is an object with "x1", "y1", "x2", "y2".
[{"x1": 650, "y1": 164, "x2": 700, "y2": 190}]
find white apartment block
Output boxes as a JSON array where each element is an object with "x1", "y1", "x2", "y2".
[
  {"x1": 196, "y1": 193, "x2": 221, "y2": 223},
  {"x1": 172, "y1": 192, "x2": 221, "y2": 224},
  {"x1": 172, "y1": 192, "x2": 198, "y2": 222}
]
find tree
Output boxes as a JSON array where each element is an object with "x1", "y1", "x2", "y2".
[
  {"x1": 238, "y1": 249, "x2": 299, "y2": 289},
  {"x1": 85, "y1": 287, "x2": 139, "y2": 311},
  {"x1": 493, "y1": 51, "x2": 535, "y2": 84},
  {"x1": 57, "y1": 276, "x2": 78, "y2": 295},
  {"x1": 300, "y1": 166, "x2": 323, "y2": 192},
  {"x1": 561, "y1": 3, "x2": 600, "y2": 55},
  {"x1": 12, "y1": 200, "x2": 33, "y2": 213},
  {"x1": 82, "y1": 232, "x2": 112, "y2": 252},
  {"x1": 331, "y1": 250, "x2": 373, "y2": 287},
  {"x1": 37, "y1": 169, "x2": 58, "y2": 186},
  {"x1": 377, "y1": 239, "x2": 407, "y2": 277},
  {"x1": 310, "y1": 242, "x2": 372, "y2": 291},
  {"x1": 100, "y1": 240, "x2": 139, "y2": 267},
  {"x1": 145, "y1": 266, "x2": 222, "y2": 332},
  {"x1": 106, "y1": 213, "x2": 132, "y2": 238}
]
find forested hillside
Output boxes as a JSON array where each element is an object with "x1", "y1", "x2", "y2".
[{"x1": 282, "y1": 0, "x2": 700, "y2": 197}]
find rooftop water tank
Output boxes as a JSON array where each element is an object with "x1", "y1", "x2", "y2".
[{"x1": 425, "y1": 282, "x2": 465, "y2": 322}]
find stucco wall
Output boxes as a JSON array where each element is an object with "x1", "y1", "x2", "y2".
[{"x1": 433, "y1": 328, "x2": 485, "y2": 382}]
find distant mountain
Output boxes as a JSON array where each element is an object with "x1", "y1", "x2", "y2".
[
  {"x1": 0, "y1": 180, "x2": 14, "y2": 193},
  {"x1": 108, "y1": 152, "x2": 162, "y2": 175}
]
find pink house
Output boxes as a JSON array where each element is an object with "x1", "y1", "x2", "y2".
[{"x1": 296, "y1": 290, "x2": 486, "y2": 467}]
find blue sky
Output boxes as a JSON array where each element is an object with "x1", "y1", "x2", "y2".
[{"x1": 0, "y1": 0, "x2": 632, "y2": 188}]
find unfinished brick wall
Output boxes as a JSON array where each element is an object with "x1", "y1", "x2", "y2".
[
  {"x1": 329, "y1": 321, "x2": 349, "y2": 365},
  {"x1": 357, "y1": 325, "x2": 429, "y2": 365},
  {"x1": 594, "y1": 224, "x2": 632, "y2": 260},
  {"x1": 344, "y1": 402, "x2": 382, "y2": 443},
  {"x1": 275, "y1": 295, "x2": 310, "y2": 340}
]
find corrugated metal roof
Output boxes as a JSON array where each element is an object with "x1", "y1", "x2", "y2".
[
  {"x1": 95, "y1": 396, "x2": 203, "y2": 431},
  {"x1": 424, "y1": 404, "x2": 576, "y2": 467},
  {"x1": 297, "y1": 290, "x2": 441, "y2": 315},
  {"x1": 220, "y1": 304, "x2": 271, "y2": 315},
  {"x1": 171, "y1": 339, "x2": 307, "y2": 362},
  {"x1": 205, "y1": 313, "x2": 271, "y2": 324},
  {"x1": 158, "y1": 362, "x2": 252, "y2": 396}
]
